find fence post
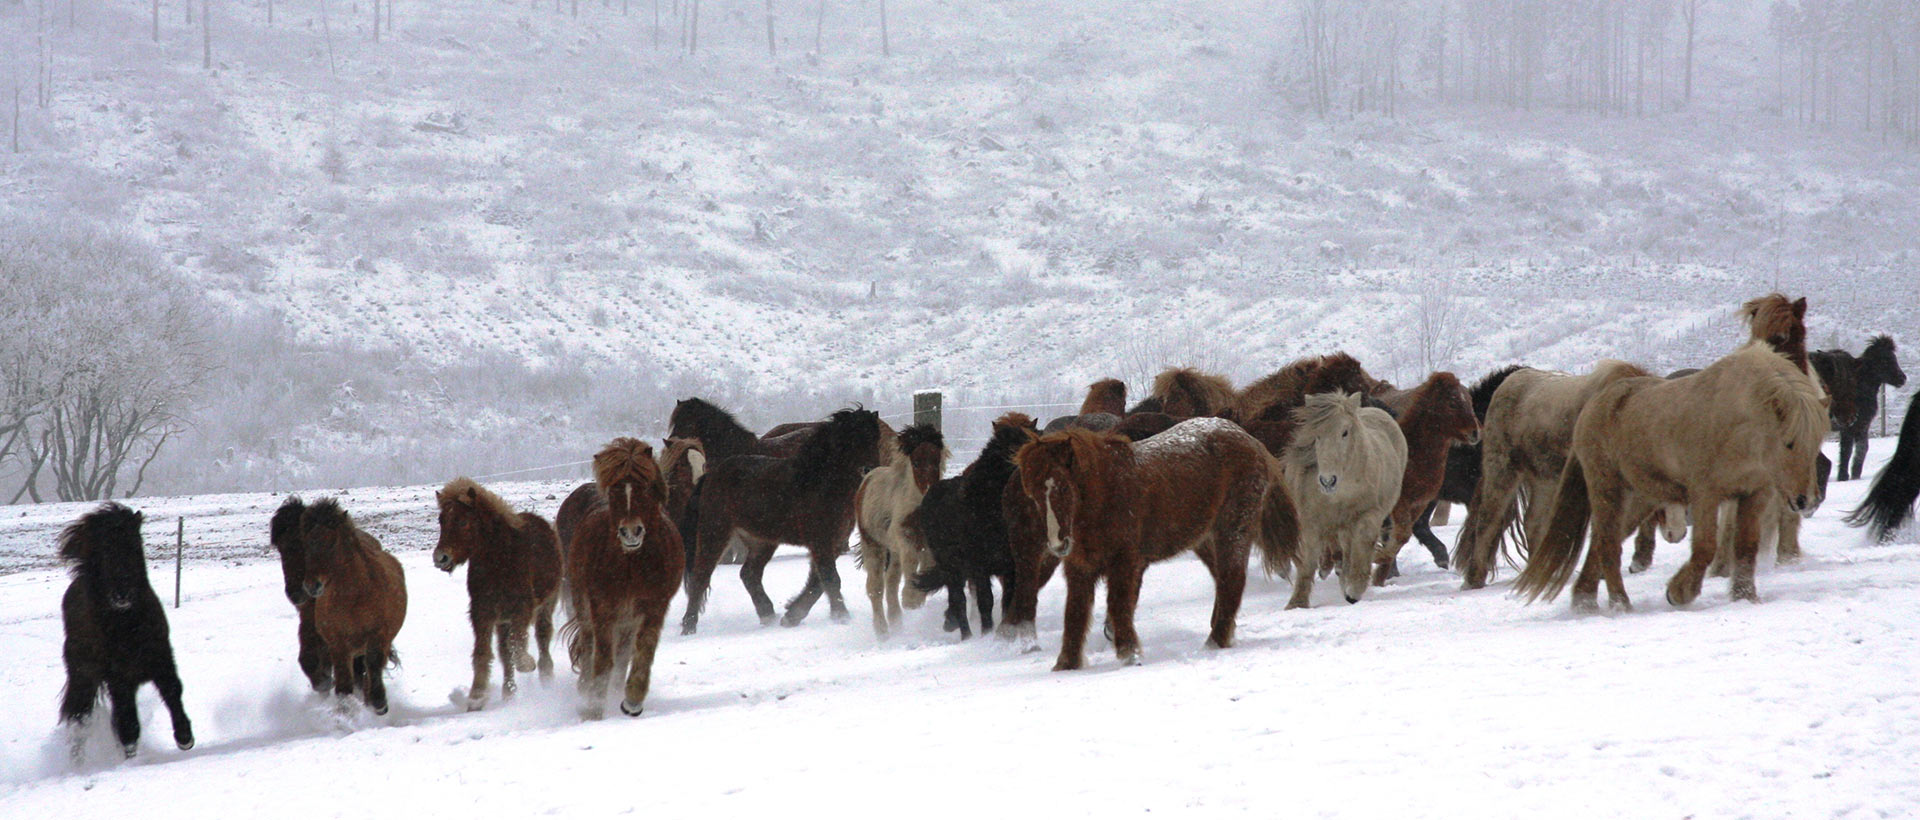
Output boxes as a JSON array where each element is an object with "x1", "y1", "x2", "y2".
[
  {"x1": 913, "y1": 390, "x2": 942, "y2": 432},
  {"x1": 173, "y1": 517, "x2": 183, "y2": 609}
]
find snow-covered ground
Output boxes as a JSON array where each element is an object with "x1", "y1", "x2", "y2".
[{"x1": 1, "y1": 439, "x2": 1915, "y2": 817}]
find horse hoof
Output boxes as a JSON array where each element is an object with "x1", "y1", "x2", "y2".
[
  {"x1": 1121, "y1": 652, "x2": 1143, "y2": 667},
  {"x1": 176, "y1": 738, "x2": 194, "y2": 751},
  {"x1": 122, "y1": 744, "x2": 138, "y2": 759},
  {"x1": 829, "y1": 610, "x2": 851, "y2": 625},
  {"x1": 759, "y1": 614, "x2": 779, "y2": 627},
  {"x1": 1608, "y1": 596, "x2": 1634, "y2": 613},
  {"x1": 680, "y1": 622, "x2": 698, "y2": 636},
  {"x1": 779, "y1": 613, "x2": 804, "y2": 628},
  {"x1": 580, "y1": 706, "x2": 605, "y2": 721},
  {"x1": 1052, "y1": 657, "x2": 1083, "y2": 672},
  {"x1": 620, "y1": 700, "x2": 644, "y2": 717},
  {"x1": 1628, "y1": 561, "x2": 1650, "y2": 575},
  {"x1": 1344, "y1": 595, "x2": 1359, "y2": 605},
  {"x1": 372, "y1": 703, "x2": 389, "y2": 716}
]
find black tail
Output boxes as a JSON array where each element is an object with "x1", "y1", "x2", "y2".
[
  {"x1": 680, "y1": 475, "x2": 704, "y2": 586},
  {"x1": 912, "y1": 564, "x2": 958, "y2": 595},
  {"x1": 1848, "y1": 393, "x2": 1920, "y2": 542}
]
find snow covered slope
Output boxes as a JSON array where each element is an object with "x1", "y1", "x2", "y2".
[{"x1": 0, "y1": 441, "x2": 1915, "y2": 817}]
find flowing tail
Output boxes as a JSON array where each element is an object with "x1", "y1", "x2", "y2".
[
  {"x1": 1848, "y1": 394, "x2": 1920, "y2": 542},
  {"x1": 1256, "y1": 457, "x2": 1302, "y2": 579},
  {"x1": 1512, "y1": 456, "x2": 1592, "y2": 603},
  {"x1": 679, "y1": 475, "x2": 705, "y2": 588}
]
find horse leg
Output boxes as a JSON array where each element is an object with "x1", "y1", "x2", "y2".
[
  {"x1": 620, "y1": 612, "x2": 665, "y2": 717},
  {"x1": 106, "y1": 678, "x2": 141, "y2": 758},
  {"x1": 364, "y1": 647, "x2": 391, "y2": 716},
  {"x1": 466, "y1": 614, "x2": 495, "y2": 711},
  {"x1": 297, "y1": 605, "x2": 330, "y2": 691},
  {"x1": 944, "y1": 577, "x2": 971, "y2": 639},
  {"x1": 972, "y1": 572, "x2": 996, "y2": 636},
  {"x1": 781, "y1": 546, "x2": 839, "y2": 627},
  {"x1": 1054, "y1": 563, "x2": 1097, "y2": 672},
  {"x1": 863, "y1": 544, "x2": 890, "y2": 639},
  {"x1": 1413, "y1": 500, "x2": 1449, "y2": 569},
  {"x1": 534, "y1": 599, "x2": 557, "y2": 680},
  {"x1": 1630, "y1": 514, "x2": 1658, "y2": 575},
  {"x1": 154, "y1": 667, "x2": 193, "y2": 750},
  {"x1": 820, "y1": 539, "x2": 852, "y2": 624},
  {"x1": 1107, "y1": 564, "x2": 1145, "y2": 665},
  {"x1": 900, "y1": 546, "x2": 929, "y2": 610},
  {"x1": 1285, "y1": 539, "x2": 1320, "y2": 610},
  {"x1": 1206, "y1": 539, "x2": 1250, "y2": 650},
  {"x1": 883, "y1": 549, "x2": 904, "y2": 625},
  {"x1": 1570, "y1": 489, "x2": 1627, "y2": 612},
  {"x1": 1776, "y1": 502, "x2": 1803, "y2": 565},
  {"x1": 1458, "y1": 466, "x2": 1522, "y2": 589},
  {"x1": 680, "y1": 530, "x2": 727, "y2": 636},
  {"x1": 581, "y1": 614, "x2": 617, "y2": 719},
  {"x1": 1598, "y1": 497, "x2": 1644, "y2": 611},
  {"x1": 329, "y1": 644, "x2": 356, "y2": 704},
  {"x1": 495, "y1": 621, "x2": 519, "y2": 701},
  {"x1": 1729, "y1": 496, "x2": 1766, "y2": 603},
  {"x1": 739, "y1": 540, "x2": 780, "y2": 625},
  {"x1": 1668, "y1": 499, "x2": 1721, "y2": 607}
]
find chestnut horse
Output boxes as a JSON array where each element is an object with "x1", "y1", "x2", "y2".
[
  {"x1": 1276, "y1": 392, "x2": 1407, "y2": 608},
  {"x1": 1016, "y1": 419, "x2": 1297, "y2": 670},
  {"x1": 1079, "y1": 378, "x2": 1128, "y2": 416},
  {"x1": 1126, "y1": 367, "x2": 1237, "y2": 416},
  {"x1": 1231, "y1": 352, "x2": 1382, "y2": 423},
  {"x1": 269, "y1": 496, "x2": 330, "y2": 691},
  {"x1": 434, "y1": 477, "x2": 563, "y2": 710},
  {"x1": 681, "y1": 408, "x2": 885, "y2": 634},
  {"x1": 564, "y1": 438, "x2": 682, "y2": 718},
  {"x1": 854, "y1": 424, "x2": 948, "y2": 639},
  {"x1": 556, "y1": 437, "x2": 706, "y2": 561},
  {"x1": 299, "y1": 498, "x2": 407, "y2": 714},
  {"x1": 1373, "y1": 371, "x2": 1480, "y2": 585},
  {"x1": 907, "y1": 413, "x2": 1040, "y2": 638},
  {"x1": 1515, "y1": 343, "x2": 1827, "y2": 610}
]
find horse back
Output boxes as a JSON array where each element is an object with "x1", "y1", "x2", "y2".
[
  {"x1": 1131, "y1": 424, "x2": 1269, "y2": 561},
  {"x1": 517, "y1": 512, "x2": 563, "y2": 603}
]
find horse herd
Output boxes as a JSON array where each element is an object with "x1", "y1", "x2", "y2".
[{"x1": 49, "y1": 292, "x2": 1920, "y2": 761}]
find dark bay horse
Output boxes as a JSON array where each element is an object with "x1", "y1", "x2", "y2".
[
  {"x1": 1813, "y1": 336, "x2": 1906, "y2": 481},
  {"x1": 1374, "y1": 371, "x2": 1480, "y2": 584},
  {"x1": 906, "y1": 413, "x2": 1039, "y2": 639},
  {"x1": 564, "y1": 438, "x2": 683, "y2": 718},
  {"x1": 435, "y1": 477, "x2": 563, "y2": 710},
  {"x1": 58, "y1": 503, "x2": 194, "y2": 760},
  {"x1": 269, "y1": 496, "x2": 330, "y2": 691},
  {"x1": 300, "y1": 498, "x2": 407, "y2": 714},
  {"x1": 680, "y1": 408, "x2": 885, "y2": 634}
]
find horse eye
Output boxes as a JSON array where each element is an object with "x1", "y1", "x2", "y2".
[
  {"x1": 1785, "y1": 441, "x2": 1795, "y2": 450},
  {"x1": 1341, "y1": 430, "x2": 1349, "y2": 438}
]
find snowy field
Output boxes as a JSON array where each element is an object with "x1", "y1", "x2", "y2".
[{"x1": 1, "y1": 440, "x2": 1916, "y2": 817}]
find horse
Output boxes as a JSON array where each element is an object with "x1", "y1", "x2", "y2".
[
  {"x1": 57, "y1": 503, "x2": 194, "y2": 761},
  {"x1": 681, "y1": 408, "x2": 885, "y2": 634},
  {"x1": 1042, "y1": 412, "x2": 1121, "y2": 434},
  {"x1": 1453, "y1": 360, "x2": 1653, "y2": 589},
  {"x1": 1849, "y1": 390, "x2": 1920, "y2": 541},
  {"x1": 1814, "y1": 336, "x2": 1907, "y2": 481},
  {"x1": 1231, "y1": 352, "x2": 1382, "y2": 423},
  {"x1": 556, "y1": 438, "x2": 706, "y2": 557},
  {"x1": 1125, "y1": 367, "x2": 1237, "y2": 416},
  {"x1": 906, "y1": 413, "x2": 1039, "y2": 639},
  {"x1": 562, "y1": 437, "x2": 683, "y2": 718},
  {"x1": 299, "y1": 497, "x2": 407, "y2": 714},
  {"x1": 1079, "y1": 378, "x2": 1127, "y2": 416},
  {"x1": 1417, "y1": 365, "x2": 1525, "y2": 555},
  {"x1": 854, "y1": 424, "x2": 948, "y2": 639},
  {"x1": 1016, "y1": 419, "x2": 1296, "y2": 670},
  {"x1": 269, "y1": 496, "x2": 331, "y2": 692},
  {"x1": 1372, "y1": 372, "x2": 1480, "y2": 585},
  {"x1": 434, "y1": 477, "x2": 564, "y2": 711},
  {"x1": 1274, "y1": 392, "x2": 1406, "y2": 607},
  {"x1": 1514, "y1": 342, "x2": 1827, "y2": 611}
]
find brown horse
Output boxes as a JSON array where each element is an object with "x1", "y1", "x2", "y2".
[
  {"x1": 1515, "y1": 343, "x2": 1828, "y2": 611},
  {"x1": 1127, "y1": 367, "x2": 1237, "y2": 416},
  {"x1": 681, "y1": 408, "x2": 885, "y2": 634},
  {"x1": 269, "y1": 497, "x2": 330, "y2": 692},
  {"x1": 1742, "y1": 293, "x2": 1811, "y2": 374},
  {"x1": 1373, "y1": 371, "x2": 1480, "y2": 584},
  {"x1": 1016, "y1": 419, "x2": 1296, "y2": 670},
  {"x1": 556, "y1": 438, "x2": 706, "y2": 567},
  {"x1": 434, "y1": 477, "x2": 563, "y2": 711},
  {"x1": 1078, "y1": 379, "x2": 1128, "y2": 416},
  {"x1": 1231, "y1": 352, "x2": 1381, "y2": 422},
  {"x1": 564, "y1": 438, "x2": 683, "y2": 718},
  {"x1": 299, "y1": 498, "x2": 407, "y2": 714},
  {"x1": 1453, "y1": 360, "x2": 1653, "y2": 589}
]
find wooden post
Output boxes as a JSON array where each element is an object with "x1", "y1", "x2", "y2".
[
  {"x1": 173, "y1": 518, "x2": 184, "y2": 609},
  {"x1": 913, "y1": 391, "x2": 941, "y2": 432}
]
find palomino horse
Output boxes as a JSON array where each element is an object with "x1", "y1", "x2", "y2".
[
  {"x1": 1276, "y1": 392, "x2": 1406, "y2": 607},
  {"x1": 1453, "y1": 360, "x2": 1653, "y2": 589},
  {"x1": 564, "y1": 438, "x2": 682, "y2": 718},
  {"x1": 681, "y1": 408, "x2": 885, "y2": 634},
  {"x1": 1515, "y1": 342, "x2": 1827, "y2": 610},
  {"x1": 854, "y1": 424, "x2": 948, "y2": 639},
  {"x1": 1126, "y1": 367, "x2": 1237, "y2": 416},
  {"x1": 1373, "y1": 371, "x2": 1480, "y2": 584},
  {"x1": 435, "y1": 477, "x2": 563, "y2": 710},
  {"x1": 269, "y1": 497, "x2": 330, "y2": 692},
  {"x1": 1016, "y1": 419, "x2": 1297, "y2": 670},
  {"x1": 299, "y1": 498, "x2": 407, "y2": 714},
  {"x1": 1231, "y1": 352, "x2": 1383, "y2": 423},
  {"x1": 1849, "y1": 389, "x2": 1920, "y2": 541},
  {"x1": 58, "y1": 503, "x2": 194, "y2": 760},
  {"x1": 908, "y1": 413, "x2": 1040, "y2": 639},
  {"x1": 1814, "y1": 336, "x2": 1907, "y2": 481}
]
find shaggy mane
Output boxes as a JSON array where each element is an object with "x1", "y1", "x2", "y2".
[
  {"x1": 894, "y1": 423, "x2": 946, "y2": 460},
  {"x1": 1469, "y1": 365, "x2": 1527, "y2": 418},
  {"x1": 593, "y1": 437, "x2": 665, "y2": 499},
  {"x1": 58, "y1": 502, "x2": 144, "y2": 574},
  {"x1": 1079, "y1": 379, "x2": 1128, "y2": 417},
  {"x1": 303, "y1": 496, "x2": 352, "y2": 530},
  {"x1": 440, "y1": 477, "x2": 522, "y2": 529},
  {"x1": 270, "y1": 496, "x2": 306, "y2": 549},
  {"x1": 1150, "y1": 367, "x2": 1236, "y2": 417}
]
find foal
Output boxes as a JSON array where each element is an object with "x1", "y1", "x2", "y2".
[
  {"x1": 435, "y1": 478, "x2": 563, "y2": 710},
  {"x1": 58, "y1": 503, "x2": 194, "y2": 760}
]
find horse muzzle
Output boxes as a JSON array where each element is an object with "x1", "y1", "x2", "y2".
[
  {"x1": 618, "y1": 525, "x2": 646, "y2": 551},
  {"x1": 433, "y1": 550, "x2": 454, "y2": 572},
  {"x1": 1793, "y1": 494, "x2": 1813, "y2": 516},
  {"x1": 304, "y1": 580, "x2": 325, "y2": 599},
  {"x1": 107, "y1": 595, "x2": 134, "y2": 611},
  {"x1": 1048, "y1": 537, "x2": 1073, "y2": 559},
  {"x1": 1465, "y1": 430, "x2": 1482, "y2": 446},
  {"x1": 1318, "y1": 475, "x2": 1339, "y2": 494}
]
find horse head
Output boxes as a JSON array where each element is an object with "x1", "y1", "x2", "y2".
[
  {"x1": 594, "y1": 437, "x2": 665, "y2": 552},
  {"x1": 1865, "y1": 336, "x2": 1906, "y2": 389},
  {"x1": 297, "y1": 497, "x2": 357, "y2": 600},
  {"x1": 1291, "y1": 391, "x2": 1371, "y2": 496},
  {"x1": 61, "y1": 503, "x2": 148, "y2": 612},
  {"x1": 435, "y1": 477, "x2": 516, "y2": 572},
  {"x1": 894, "y1": 423, "x2": 948, "y2": 493},
  {"x1": 269, "y1": 496, "x2": 309, "y2": 604}
]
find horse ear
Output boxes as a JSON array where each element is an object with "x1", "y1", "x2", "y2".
[
  {"x1": 435, "y1": 489, "x2": 444, "y2": 503},
  {"x1": 133, "y1": 510, "x2": 145, "y2": 525},
  {"x1": 1792, "y1": 297, "x2": 1807, "y2": 318},
  {"x1": 464, "y1": 486, "x2": 480, "y2": 502}
]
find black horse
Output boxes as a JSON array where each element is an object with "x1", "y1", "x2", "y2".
[
  {"x1": 269, "y1": 497, "x2": 333, "y2": 691},
  {"x1": 1812, "y1": 336, "x2": 1907, "y2": 481},
  {"x1": 907, "y1": 413, "x2": 1039, "y2": 639},
  {"x1": 58, "y1": 503, "x2": 194, "y2": 760},
  {"x1": 1849, "y1": 390, "x2": 1920, "y2": 541}
]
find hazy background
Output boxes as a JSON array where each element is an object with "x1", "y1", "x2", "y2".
[{"x1": 1, "y1": 0, "x2": 1914, "y2": 501}]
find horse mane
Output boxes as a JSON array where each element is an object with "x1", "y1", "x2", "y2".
[
  {"x1": 978, "y1": 413, "x2": 1040, "y2": 463},
  {"x1": 1731, "y1": 342, "x2": 1829, "y2": 448},
  {"x1": 593, "y1": 437, "x2": 665, "y2": 500},
  {"x1": 1469, "y1": 365, "x2": 1526, "y2": 419},
  {"x1": 1285, "y1": 391, "x2": 1364, "y2": 466},
  {"x1": 439, "y1": 477, "x2": 522, "y2": 529},
  {"x1": 1150, "y1": 367, "x2": 1235, "y2": 417},
  {"x1": 791, "y1": 408, "x2": 882, "y2": 488},
  {"x1": 671, "y1": 398, "x2": 760, "y2": 452},
  {"x1": 994, "y1": 411, "x2": 1037, "y2": 432},
  {"x1": 303, "y1": 496, "x2": 354, "y2": 532},
  {"x1": 1238, "y1": 352, "x2": 1377, "y2": 421},
  {"x1": 1079, "y1": 379, "x2": 1127, "y2": 417},
  {"x1": 1741, "y1": 292, "x2": 1809, "y2": 371},
  {"x1": 1306, "y1": 352, "x2": 1372, "y2": 396},
  {"x1": 58, "y1": 502, "x2": 144, "y2": 575},
  {"x1": 894, "y1": 423, "x2": 945, "y2": 461},
  {"x1": 659, "y1": 437, "x2": 707, "y2": 483},
  {"x1": 1866, "y1": 335, "x2": 1898, "y2": 358},
  {"x1": 1397, "y1": 371, "x2": 1463, "y2": 424},
  {"x1": 1018, "y1": 428, "x2": 1133, "y2": 496},
  {"x1": 270, "y1": 496, "x2": 306, "y2": 548}
]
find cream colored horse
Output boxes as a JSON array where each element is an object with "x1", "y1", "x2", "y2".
[
  {"x1": 855, "y1": 424, "x2": 948, "y2": 639},
  {"x1": 1279, "y1": 392, "x2": 1407, "y2": 608}
]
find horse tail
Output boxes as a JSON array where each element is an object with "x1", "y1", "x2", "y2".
[
  {"x1": 1847, "y1": 394, "x2": 1920, "y2": 541},
  {"x1": 559, "y1": 603, "x2": 588, "y2": 675},
  {"x1": 1512, "y1": 456, "x2": 1591, "y2": 603},
  {"x1": 1255, "y1": 457, "x2": 1301, "y2": 578},
  {"x1": 384, "y1": 648, "x2": 401, "y2": 670},
  {"x1": 1501, "y1": 484, "x2": 1531, "y2": 570},
  {"x1": 679, "y1": 475, "x2": 705, "y2": 587}
]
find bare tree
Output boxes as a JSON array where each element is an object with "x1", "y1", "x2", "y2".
[
  {"x1": 1681, "y1": 0, "x2": 1701, "y2": 104},
  {"x1": 1413, "y1": 274, "x2": 1460, "y2": 375}
]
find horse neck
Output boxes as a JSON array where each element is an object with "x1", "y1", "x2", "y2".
[{"x1": 701, "y1": 416, "x2": 761, "y2": 459}]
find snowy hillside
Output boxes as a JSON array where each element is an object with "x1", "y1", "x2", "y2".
[{"x1": 0, "y1": 440, "x2": 1915, "y2": 817}]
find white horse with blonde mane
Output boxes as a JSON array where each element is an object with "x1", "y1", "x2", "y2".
[
  {"x1": 855, "y1": 424, "x2": 948, "y2": 639},
  {"x1": 1276, "y1": 391, "x2": 1407, "y2": 608}
]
